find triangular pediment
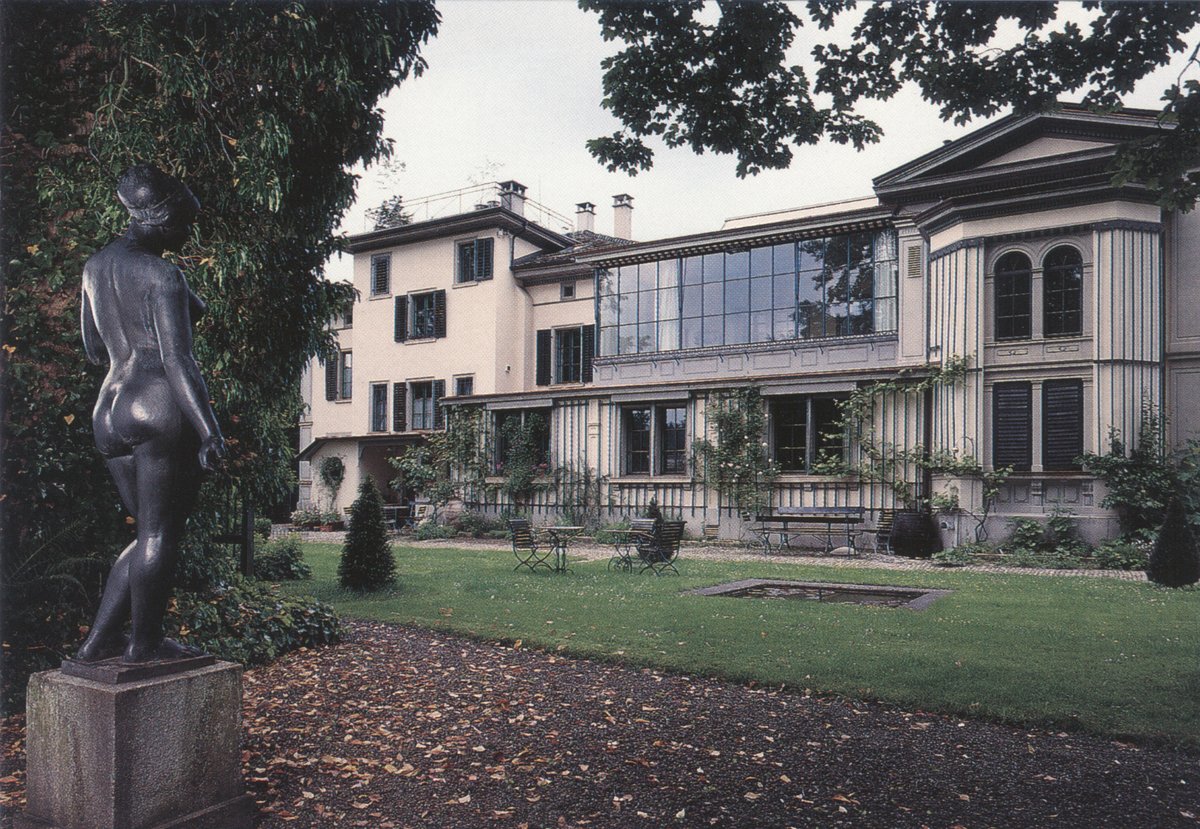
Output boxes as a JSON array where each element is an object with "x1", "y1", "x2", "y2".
[
  {"x1": 976, "y1": 135, "x2": 1114, "y2": 168},
  {"x1": 874, "y1": 105, "x2": 1163, "y2": 196}
]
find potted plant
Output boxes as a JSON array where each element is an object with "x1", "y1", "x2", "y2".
[{"x1": 888, "y1": 479, "x2": 941, "y2": 559}]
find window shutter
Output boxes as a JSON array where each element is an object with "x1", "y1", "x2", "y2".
[
  {"x1": 1043, "y1": 380, "x2": 1084, "y2": 470},
  {"x1": 392, "y1": 382, "x2": 407, "y2": 432},
  {"x1": 432, "y1": 379, "x2": 446, "y2": 430},
  {"x1": 324, "y1": 357, "x2": 338, "y2": 401},
  {"x1": 535, "y1": 329, "x2": 552, "y2": 386},
  {"x1": 993, "y1": 382, "x2": 1032, "y2": 472},
  {"x1": 581, "y1": 325, "x2": 595, "y2": 383},
  {"x1": 433, "y1": 290, "x2": 447, "y2": 339},
  {"x1": 394, "y1": 295, "x2": 408, "y2": 342},
  {"x1": 477, "y1": 239, "x2": 494, "y2": 281},
  {"x1": 371, "y1": 255, "x2": 390, "y2": 295}
]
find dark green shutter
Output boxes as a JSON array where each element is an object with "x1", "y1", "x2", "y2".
[
  {"x1": 433, "y1": 290, "x2": 447, "y2": 339},
  {"x1": 433, "y1": 379, "x2": 446, "y2": 430},
  {"x1": 535, "y1": 329, "x2": 552, "y2": 386},
  {"x1": 324, "y1": 357, "x2": 338, "y2": 401},
  {"x1": 581, "y1": 325, "x2": 595, "y2": 383},
  {"x1": 1043, "y1": 380, "x2": 1083, "y2": 470},
  {"x1": 394, "y1": 295, "x2": 407, "y2": 341},
  {"x1": 477, "y1": 239, "x2": 493, "y2": 280},
  {"x1": 993, "y1": 382, "x2": 1031, "y2": 472},
  {"x1": 371, "y1": 255, "x2": 390, "y2": 295},
  {"x1": 392, "y1": 382, "x2": 406, "y2": 432}
]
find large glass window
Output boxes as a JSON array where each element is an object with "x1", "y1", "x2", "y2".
[
  {"x1": 770, "y1": 395, "x2": 846, "y2": 472},
  {"x1": 410, "y1": 381, "x2": 435, "y2": 430},
  {"x1": 411, "y1": 291, "x2": 436, "y2": 339},
  {"x1": 994, "y1": 252, "x2": 1032, "y2": 340},
  {"x1": 494, "y1": 409, "x2": 550, "y2": 471},
  {"x1": 1043, "y1": 246, "x2": 1083, "y2": 338},
  {"x1": 370, "y1": 383, "x2": 388, "y2": 432},
  {"x1": 598, "y1": 230, "x2": 897, "y2": 356},
  {"x1": 339, "y1": 351, "x2": 352, "y2": 400},
  {"x1": 325, "y1": 350, "x2": 352, "y2": 401},
  {"x1": 457, "y1": 238, "x2": 493, "y2": 283},
  {"x1": 556, "y1": 327, "x2": 582, "y2": 384},
  {"x1": 624, "y1": 407, "x2": 652, "y2": 474},
  {"x1": 660, "y1": 406, "x2": 688, "y2": 474},
  {"x1": 622, "y1": 403, "x2": 688, "y2": 476}
]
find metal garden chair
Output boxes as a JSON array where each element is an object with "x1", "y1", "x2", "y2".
[{"x1": 509, "y1": 518, "x2": 551, "y2": 573}]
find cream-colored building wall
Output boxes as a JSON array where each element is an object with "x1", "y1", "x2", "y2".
[
  {"x1": 896, "y1": 225, "x2": 927, "y2": 361},
  {"x1": 1167, "y1": 208, "x2": 1200, "y2": 354},
  {"x1": 1164, "y1": 209, "x2": 1200, "y2": 445}
]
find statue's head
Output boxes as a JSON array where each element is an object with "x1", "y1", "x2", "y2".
[{"x1": 118, "y1": 164, "x2": 200, "y2": 250}]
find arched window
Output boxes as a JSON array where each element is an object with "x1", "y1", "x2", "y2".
[
  {"x1": 1043, "y1": 246, "x2": 1083, "y2": 337},
  {"x1": 994, "y1": 251, "x2": 1032, "y2": 340}
]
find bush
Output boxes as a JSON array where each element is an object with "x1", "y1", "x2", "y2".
[
  {"x1": 1000, "y1": 510, "x2": 1090, "y2": 568},
  {"x1": 255, "y1": 534, "x2": 312, "y2": 581},
  {"x1": 1091, "y1": 538, "x2": 1150, "y2": 571},
  {"x1": 339, "y1": 477, "x2": 395, "y2": 591},
  {"x1": 933, "y1": 542, "x2": 991, "y2": 568},
  {"x1": 291, "y1": 504, "x2": 339, "y2": 528},
  {"x1": 254, "y1": 516, "x2": 273, "y2": 541},
  {"x1": 1147, "y1": 497, "x2": 1200, "y2": 587},
  {"x1": 166, "y1": 578, "x2": 340, "y2": 665},
  {"x1": 449, "y1": 510, "x2": 505, "y2": 538},
  {"x1": 414, "y1": 522, "x2": 459, "y2": 541}
]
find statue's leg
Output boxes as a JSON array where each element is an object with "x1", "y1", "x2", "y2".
[
  {"x1": 76, "y1": 455, "x2": 138, "y2": 662},
  {"x1": 123, "y1": 441, "x2": 201, "y2": 663}
]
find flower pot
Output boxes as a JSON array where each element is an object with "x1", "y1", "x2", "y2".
[{"x1": 890, "y1": 510, "x2": 941, "y2": 558}]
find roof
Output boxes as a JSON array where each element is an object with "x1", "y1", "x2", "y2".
[
  {"x1": 873, "y1": 103, "x2": 1164, "y2": 198},
  {"x1": 509, "y1": 229, "x2": 638, "y2": 283},
  {"x1": 346, "y1": 205, "x2": 573, "y2": 255},
  {"x1": 573, "y1": 202, "x2": 895, "y2": 267}
]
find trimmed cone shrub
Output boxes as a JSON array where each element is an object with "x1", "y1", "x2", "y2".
[
  {"x1": 1147, "y1": 496, "x2": 1200, "y2": 587},
  {"x1": 339, "y1": 477, "x2": 396, "y2": 590}
]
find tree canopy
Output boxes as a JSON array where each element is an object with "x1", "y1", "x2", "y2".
[
  {"x1": 583, "y1": 0, "x2": 1200, "y2": 209},
  {"x1": 0, "y1": 0, "x2": 437, "y2": 693}
]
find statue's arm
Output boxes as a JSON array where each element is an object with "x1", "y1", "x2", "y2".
[
  {"x1": 151, "y1": 265, "x2": 225, "y2": 470},
  {"x1": 80, "y1": 279, "x2": 106, "y2": 366}
]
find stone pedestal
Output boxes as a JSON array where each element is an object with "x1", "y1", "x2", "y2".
[{"x1": 16, "y1": 660, "x2": 255, "y2": 829}]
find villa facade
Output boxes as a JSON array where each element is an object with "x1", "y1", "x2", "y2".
[{"x1": 299, "y1": 106, "x2": 1200, "y2": 544}]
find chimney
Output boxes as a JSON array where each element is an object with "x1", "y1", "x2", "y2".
[
  {"x1": 612, "y1": 193, "x2": 633, "y2": 239},
  {"x1": 498, "y1": 180, "x2": 526, "y2": 217},
  {"x1": 575, "y1": 202, "x2": 596, "y2": 233}
]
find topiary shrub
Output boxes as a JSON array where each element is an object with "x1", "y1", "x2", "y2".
[
  {"x1": 1147, "y1": 496, "x2": 1200, "y2": 587},
  {"x1": 255, "y1": 534, "x2": 312, "y2": 581},
  {"x1": 339, "y1": 477, "x2": 396, "y2": 591}
]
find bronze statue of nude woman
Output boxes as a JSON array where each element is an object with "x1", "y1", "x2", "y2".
[{"x1": 75, "y1": 164, "x2": 226, "y2": 664}]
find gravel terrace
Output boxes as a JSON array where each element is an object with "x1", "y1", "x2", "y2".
[{"x1": 3, "y1": 619, "x2": 1196, "y2": 828}]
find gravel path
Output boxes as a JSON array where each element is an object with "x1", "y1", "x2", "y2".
[
  {"x1": 8, "y1": 621, "x2": 1191, "y2": 828},
  {"x1": 291, "y1": 529, "x2": 1149, "y2": 582}
]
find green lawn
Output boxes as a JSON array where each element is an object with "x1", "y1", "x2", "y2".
[{"x1": 287, "y1": 542, "x2": 1200, "y2": 746}]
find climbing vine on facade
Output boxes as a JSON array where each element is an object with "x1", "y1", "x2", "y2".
[{"x1": 693, "y1": 387, "x2": 778, "y2": 515}]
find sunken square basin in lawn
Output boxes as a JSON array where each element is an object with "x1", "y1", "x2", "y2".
[{"x1": 687, "y1": 579, "x2": 951, "y2": 610}]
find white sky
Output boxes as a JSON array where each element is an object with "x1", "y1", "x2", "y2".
[{"x1": 327, "y1": 0, "x2": 1198, "y2": 281}]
